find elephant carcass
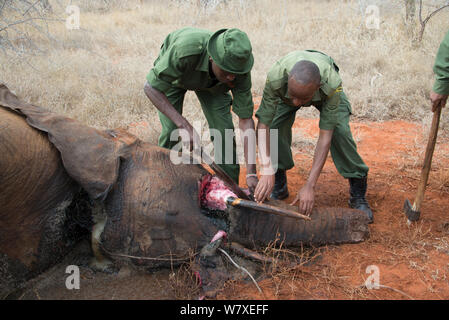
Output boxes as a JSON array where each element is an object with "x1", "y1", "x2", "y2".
[
  {"x1": 0, "y1": 84, "x2": 370, "y2": 298},
  {"x1": 0, "y1": 90, "x2": 92, "y2": 298},
  {"x1": 0, "y1": 84, "x2": 223, "y2": 297}
]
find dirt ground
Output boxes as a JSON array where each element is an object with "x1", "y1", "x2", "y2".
[{"x1": 16, "y1": 106, "x2": 449, "y2": 301}]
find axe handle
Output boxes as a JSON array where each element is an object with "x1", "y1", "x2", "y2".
[
  {"x1": 226, "y1": 196, "x2": 311, "y2": 221},
  {"x1": 180, "y1": 118, "x2": 251, "y2": 200},
  {"x1": 413, "y1": 103, "x2": 442, "y2": 211}
]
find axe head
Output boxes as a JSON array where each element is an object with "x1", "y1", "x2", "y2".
[{"x1": 403, "y1": 199, "x2": 421, "y2": 222}]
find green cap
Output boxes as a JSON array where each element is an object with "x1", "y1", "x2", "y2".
[{"x1": 207, "y1": 28, "x2": 254, "y2": 75}]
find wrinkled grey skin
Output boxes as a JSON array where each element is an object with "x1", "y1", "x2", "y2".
[{"x1": 0, "y1": 84, "x2": 370, "y2": 298}]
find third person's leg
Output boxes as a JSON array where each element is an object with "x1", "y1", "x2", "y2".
[{"x1": 329, "y1": 91, "x2": 373, "y2": 223}]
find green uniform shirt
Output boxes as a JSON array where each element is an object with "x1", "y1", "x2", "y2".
[
  {"x1": 146, "y1": 27, "x2": 254, "y2": 118},
  {"x1": 256, "y1": 50, "x2": 344, "y2": 130},
  {"x1": 433, "y1": 30, "x2": 449, "y2": 95}
]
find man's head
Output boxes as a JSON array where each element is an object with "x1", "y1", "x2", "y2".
[
  {"x1": 288, "y1": 60, "x2": 321, "y2": 107},
  {"x1": 207, "y1": 28, "x2": 254, "y2": 85},
  {"x1": 209, "y1": 58, "x2": 236, "y2": 85}
]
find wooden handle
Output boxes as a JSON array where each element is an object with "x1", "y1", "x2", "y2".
[
  {"x1": 226, "y1": 197, "x2": 311, "y2": 221},
  {"x1": 413, "y1": 104, "x2": 442, "y2": 211}
]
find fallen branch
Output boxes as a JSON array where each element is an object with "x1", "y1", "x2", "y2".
[
  {"x1": 218, "y1": 248, "x2": 263, "y2": 295},
  {"x1": 359, "y1": 283, "x2": 415, "y2": 300},
  {"x1": 0, "y1": 16, "x2": 62, "y2": 32},
  {"x1": 100, "y1": 245, "x2": 198, "y2": 262}
]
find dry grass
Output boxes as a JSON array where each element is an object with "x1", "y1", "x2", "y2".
[
  {"x1": 167, "y1": 262, "x2": 202, "y2": 299},
  {"x1": 433, "y1": 167, "x2": 449, "y2": 192},
  {"x1": 1, "y1": 0, "x2": 448, "y2": 140},
  {"x1": 252, "y1": 236, "x2": 322, "y2": 298},
  {"x1": 165, "y1": 248, "x2": 202, "y2": 299}
]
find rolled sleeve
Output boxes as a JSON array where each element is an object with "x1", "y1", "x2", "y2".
[
  {"x1": 255, "y1": 80, "x2": 279, "y2": 127},
  {"x1": 319, "y1": 89, "x2": 341, "y2": 130},
  {"x1": 231, "y1": 73, "x2": 254, "y2": 119},
  {"x1": 433, "y1": 31, "x2": 449, "y2": 95},
  {"x1": 433, "y1": 79, "x2": 449, "y2": 95},
  {"x1": 146, "y1": 48, "x2": 185, "y2": 93},
  {"x1": 146, "y1": 69, "x2": 172, "y2": 92}
]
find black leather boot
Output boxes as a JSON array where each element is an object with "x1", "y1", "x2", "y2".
[
  {"x1": 348, "y1": 176, "x2": 373, "y2": 223},
  {"x1": 270, "y1": 169, "x2": 289, "y2": 200}
]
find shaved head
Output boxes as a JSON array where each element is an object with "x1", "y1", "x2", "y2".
[
  {"x1": 289, "y1": 60, "x2": 321, "y2": 86},
  {"x1": 287, "y1": 60, "x2": 321, "y2": 107}
]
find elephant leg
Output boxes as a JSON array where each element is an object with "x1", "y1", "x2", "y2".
[{"x1": 89, "y1": 202, "x2": 114, "y2": 273}]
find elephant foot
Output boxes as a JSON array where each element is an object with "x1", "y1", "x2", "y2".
[
  {"x1": 89, "y1": 213, "x2": 116, "y2": 273},
  {"x1": 88, "y1": 256, "x2": 116, "y2": 274}
]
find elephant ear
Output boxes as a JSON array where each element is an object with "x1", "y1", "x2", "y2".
[{"x1": 0, "y1": 83, "x2": 137, "y2": 201}]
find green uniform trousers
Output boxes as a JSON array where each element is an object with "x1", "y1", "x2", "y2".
[
  {"x1": 158, "y1": 86, "x2": 240, "y2": 183},
  {"x1": 270, "y1": 91, "x2": 369, "y2": 178}
]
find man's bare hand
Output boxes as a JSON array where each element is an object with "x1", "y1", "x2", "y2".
[
  {"x1": 179, "y1": 122, "x2": 200, "y2": 151},
  {"x1": 430, "y1": 90, "x2": 448, "y2": 112},
  {"x1": 290, "y1": 183, "x2": 315, "y2": 216},
  {"x1": 254, "y1": 174, "x2": 275, "y2": 203}
]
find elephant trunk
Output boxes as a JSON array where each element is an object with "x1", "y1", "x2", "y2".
[{"x1": 227, "y1": 200, "x2": 370, "y2": 248}]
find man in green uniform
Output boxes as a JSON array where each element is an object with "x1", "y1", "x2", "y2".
[
  {"x1": 254, "y1": 50, "x2": 373, "y2": 223},
  {"x1": 431, "y1": 30, "x2": 449, "y2": 112},
  {"x1": 144, "y1": 27, "x2": 257, "y2": 189}
]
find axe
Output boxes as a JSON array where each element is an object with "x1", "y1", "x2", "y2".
[
  {"x1": 181, "y1": 124, "x2": 252, "y2": 201},
  {"x1": 201, "y1": 150, "x2": 252, "y2": 201},
  {"x1": 404, "y1": 102, "x2": 442, "y2": 223}
]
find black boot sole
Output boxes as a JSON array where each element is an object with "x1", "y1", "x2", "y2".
[
  {"x1": 271, "y1": 189, "x2": 289, "y2": 200},
  {"x1": 349, "y1": 200, "x2": 374, "y2": 224}
]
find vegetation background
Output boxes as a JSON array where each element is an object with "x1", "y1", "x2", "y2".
[{"x1": 1, "y1": 0, "x2": 448, "y2": 143}]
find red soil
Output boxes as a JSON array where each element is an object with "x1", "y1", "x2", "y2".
[{"x1": 225, "y1": 112, "x2": 449, "y2": 300}]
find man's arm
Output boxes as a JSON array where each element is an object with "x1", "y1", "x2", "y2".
[
  {"x1": 253, "y1": 121, "x2": 275, "y2": 202},
  {"x1": 291, "y1": 129, "x2": 333, "y2": 215},
  {"x1": 238, "y1": 117, "x2": 258, "y2": 192},
  {"x1": 291, "y1": 81, "x2": 341, "y2": 215},
  {"x1": 143, "y1": 82, "x2": 196, "y2": 148},
  {"x1": 253, "y1": 78, "x2": 279, "y2": 203},
  {"x1": 230, "y1": 73, "x2": 260, "y2": 191},
  {"x1": 431, "y1": 30, "x2": 449, "y2": 112}
]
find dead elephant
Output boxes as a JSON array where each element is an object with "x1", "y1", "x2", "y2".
[{"x1": 0, "y1": 84, "x2": 370, "y2": 298}]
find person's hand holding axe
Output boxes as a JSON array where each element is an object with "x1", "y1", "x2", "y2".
[
  {"x1": 430, "y1": 90, "x2": 448, "y2": 113},
  {"x1": 403, "y1": 30, "x2": 449, "y2": 223}
]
